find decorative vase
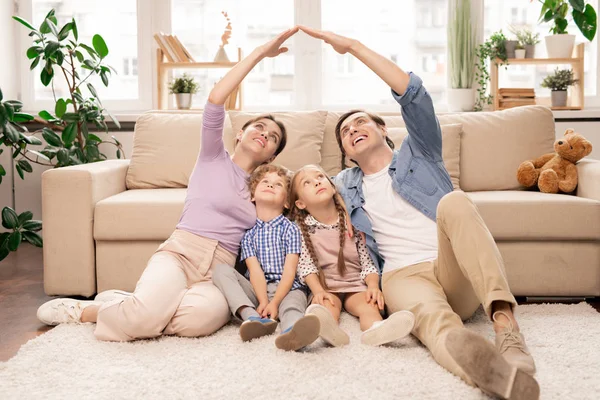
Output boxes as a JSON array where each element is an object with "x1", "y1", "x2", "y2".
[
  {"x1": 214, "y1": 46, "x2": 230, "y2": 63},
  {"x1": 551, "y1": 90, "x2": 568, "y2": 107},
  {"x1": 447, "y1": 88, "x2": 475, "y2": 112},
  {"x1": 525, "y1": 44, "x2": 536, "y2": 58},
  {"x1": 545, "y1": 34, "x2": 575, "y2": 58},
  {"x1": 505, "y1": 40, "x2": 518, "y2": 58},
  {"x1": 175, "y1": 93, "x2": 192, "y2": 109},
  {"x1": 515, "y1": 49, "x2": 526, "y2": 59}
]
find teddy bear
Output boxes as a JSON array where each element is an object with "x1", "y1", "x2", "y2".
[{"x1": 517, "y1": 128, "x2": 592, "y2": 194}]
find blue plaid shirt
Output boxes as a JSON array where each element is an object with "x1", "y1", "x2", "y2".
[{"x1": 240, "y1": 214, "x2": 304, "y2": 290}]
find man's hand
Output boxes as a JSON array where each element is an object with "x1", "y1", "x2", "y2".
[
  {"x1": 298, "y1": 25, "x2": 357, "y2": 54},
  {"x1": 258, "y1": 27, "x2": 299, "y2": 58},
  {"x1": 313, "y1": 291, "x2": 337, "y2": 306},
  {"x1": 262, "y1": 301, "x2": 279, "y2": 320},
  {"x1": 365, "y1": 286, "x2": 385, "y2": 310}
]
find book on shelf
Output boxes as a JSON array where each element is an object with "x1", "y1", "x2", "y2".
[{"x1": 154, "y1": 32, "x2": 195, "y2": 62}]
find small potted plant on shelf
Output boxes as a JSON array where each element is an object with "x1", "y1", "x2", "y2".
[
  {"x1": 474, "y1": 30, "x2": 509, "y2": 111},
  {"x1": 168, "y1": 73, "x2": 200, "y2": 110},
  {"x1": 515, "y1": 43, "x2": 526, "y2": 58},
  {"x1": 541, "y1": 67, "x2": 578, "y2": 107},
  {"x1": 536, "y1": 0, "x2": 597, "y2": 58},
  {"x1": 510, "y1": 26, "x2": 541, "y2": 58}
]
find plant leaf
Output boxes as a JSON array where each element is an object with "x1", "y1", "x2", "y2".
[
  {"x1": 55, "y1": 98, "x2": 67, "y2": 118},
  {"x1": 2, "y1": 207, "x2": 19, "y2": 229},
  {"x1": 58, "y1": 22, "x2": 72, "y2": 41},
  {"x1": 92, "y1": 34, "x2": 109, "y2": 58},
  {"x1": 62, "y1": 123, "x2": 78, "y2": 146},
  {"x1": 7, "y1": 231, "x2": 22, "y2": 251},
  {"x1": 72, "y1": 18, "x2": 78, "y2": 41},
  {"x1": 23, "y1": 231, "x2": 43, "y2": 247},
  {"x1": 40, "y1": 65, "x2": 54, "y2": 86},
  {"x1": 12, "y1": 16, "x2": 36, "y2": 31},
  {"x1": 569, "y1": 0, "x2": 585, "y2": 13},
  {"x1": 5, "y1": 123, "x2": 21, "y2": 143},
  {"x1": 28, "y1": 150, "x2": 50, "y2": 161},
  {"x1": 17, "y1": 159, "x2": 33, "y2": 173},
  {"x1": 573, "y1": 5, "x2": 597, "y2": 41},
  {"x1": 18, "y1": 211, "x2": 33, "y2": 225},
  {"x1": 87, "y1": 134, "x2": 102, "y2": 143},
  {"x1": 79, "y1": 43, "x2": 98, "y2": 59},
  {"x1": 46, "y1": 18, "x2": 59, "y2": 37},
  {"x1": 25, "y1": 136, "x2": 43, "y2": 146},
  {"x1": 44, "y1": 41, "x2": 60, "y2": 58},
  {"x1": 42, "y1": 127, "x2": 62, "y2": 147},
  {"x1": 30, "y1": 56, "x2": 41, "y2": 70},
  {"x1": 100, "y1": 71, "x2": 109, "y2": 86},
  {"x1": 15, "y1": 164, "x2": 24, "y2": 180},
  {"x1": 38, "y1": 110, "x2": 54, "y2": 121},
  {"x1": 57, "y1": 148, "x2": 69, "y2": 164},
  {"x1": 87, "y1": 83, "x2": 98, "y2": 98},
  {"x1": 22, "y1": 220, "x2": 42, "y2": 232},
  {"x1": 26, "y1": 46, "x2": 43, "y2": 59}
]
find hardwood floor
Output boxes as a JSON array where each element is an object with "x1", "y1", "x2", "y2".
[{"x1": 0, "y1": 245, "x2": 599, "y2": 362}]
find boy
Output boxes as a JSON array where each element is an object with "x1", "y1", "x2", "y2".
[{"x1": 212, "y1": 164, "x2": 320, "y2": 351}]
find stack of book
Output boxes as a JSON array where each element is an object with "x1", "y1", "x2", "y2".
[
  {"x1": 498, "y1": 88, "x2": 536, "y2": 109},
  {"x1": 154, "y1": 32, "x2": 195, "y2": 62}
]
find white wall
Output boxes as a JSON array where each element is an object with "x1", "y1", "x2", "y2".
[{"x1": 0, "y1": 1, "x2": 18, "y2": 231}]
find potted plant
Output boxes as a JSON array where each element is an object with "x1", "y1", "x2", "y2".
[
  {"x1": 510, "y1": 26, "x2": 541, "y2": 58},
  {"x1": 474, "y1": 31, "x2": 509, "y2": 111},
  {"x1": 505, "y1": 38, "x2": 519, "y2": 59},
  {"x1": 168, "y1": 73, "x2": 200, "y2": 109},
  {"x1": 515, "y1": 43, "x2": 527, "y2": 58},
  {"x1": 541, "y1": 67, "x2": 578, "y2": 107},
  {"x1": 447, "y1": 0, "x2": 476, "y2": 111},
  {"x1": 536, "y1": 0, "x2": 597, "y2": 58}
]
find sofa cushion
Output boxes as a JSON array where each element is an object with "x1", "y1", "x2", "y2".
[
  {"x1": 94, "y1": 189, "x2": 186, "y2": 240},
  {"x1": 467, "y1": 191, "x2": 600, "y2": 240},
  {"x1": 227, "y1": 110, "x2": 328, "y2": 172},
  {"x1": 126, "y1": 111, "x2": 234, "y2": 189}
]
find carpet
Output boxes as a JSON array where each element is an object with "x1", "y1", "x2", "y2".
[{"x1": 0, "y1": 303, "x2": 599, "y2": 399}]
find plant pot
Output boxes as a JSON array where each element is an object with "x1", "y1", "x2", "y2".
[
  {"x1": 175, "y1": 93, "x2": 192, "y2": 109},
  {"x1": 447, "y1": 88, "x2": 475, "y2": 112},
  {"x1": 545, "y1": 34, "x2": 575, "y2": 58},
  {"x1": 505, "y1": 40, "x2": 518, "y2": 58},
  {"x1": 525, "y1": 44, "x2": 536, "y2": 58},
  {"x1": 551, "y1": 90, "x2": 568, "y2": 107},
  {"x1": 515, "y1": 49, "x2": 526, "y2": 59},
  {"x1": 214, "y1": 46, "x2": 230, "y2": 63}
]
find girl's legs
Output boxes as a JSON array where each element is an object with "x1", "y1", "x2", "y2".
[{"x1": 343, "y1": 292, "x2": 382, "y2": 331}]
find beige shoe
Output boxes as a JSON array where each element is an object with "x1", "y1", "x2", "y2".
[
  {"x1": 361, "y1": 310, "x2": 415, "y2": 346},
  {"x1": 446, "y1": 328, "x2": 540, "y2": 400},
  {"x1": 306, "y1": 304, "x2": 349, "y2": 347},
  {"x1": 494, "y1": 311, "x2": 537, "y2": 375}
]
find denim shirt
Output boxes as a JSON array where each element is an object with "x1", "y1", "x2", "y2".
[{"x1": 334, "y1": 72, "x2": 453, "y2": 273}]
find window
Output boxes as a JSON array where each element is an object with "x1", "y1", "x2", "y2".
[
  {"x1": 484, "y1": 0, "x2": 598, "y2": 100},
  {"x1": 19, "y1": 0, "x2": 151, "y2": 112}
]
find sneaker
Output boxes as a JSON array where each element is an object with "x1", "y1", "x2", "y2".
[
  {"x1": 493, "y1": 311, "x2": 537, "y2": 375},
  {"x1": 306, "y1": 304, "x2": 349, "y2": 347},
  {"x1": 446, "y1": 328, "x2": 540, "y2": 400},
  {"x1": 239, "y1": 316, "x2": 278, "y2": 342},
  {"x1": 361, "y1": 310, "x2": 415, "y2": 346},
  {"x1": 275, "y1": 314, "x2": 320, "y2": 351},
  {"x1": 94, "y1": 289, "x2": 131, "y2": 303},
  {"x1": 37, "y1": 298, "x2": 101, "y2": 326}
]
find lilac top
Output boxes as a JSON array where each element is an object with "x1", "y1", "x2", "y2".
[{"x1": 176, "y1": 102, "x2": 257, "y2": 254}]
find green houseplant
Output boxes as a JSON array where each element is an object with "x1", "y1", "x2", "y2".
[
  {"x1": 474, "y1": 31, "x2": 509, "y2": 111},
  {"x1": 510, "y1": 26, "x2": 541, "y2": 58},
  {"x1": 168, "y1": 73, "x2": 200, "y2": 110},
  {"x1": 541, "y1": 67, "x2": 578, "y2": 107},
  {"x1": 447, "y1": 0, "x2": 476, "y2": 111},
  {"x1": 1, "y1": 9, "x2": 124, "y2": 260},
  {"x1": 536, "y1": 0, "x2": 597, "y2": 58}
]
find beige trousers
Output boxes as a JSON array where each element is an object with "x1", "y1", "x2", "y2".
[
  {"x1": 95, "y1": 229, "x2": 236, "y2": 341},
  {"x1": 382, "y1": 191, "x2": 517, "y2": 385}
]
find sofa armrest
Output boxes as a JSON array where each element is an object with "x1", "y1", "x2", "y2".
[
  {"x1": 42, "y1": 160, "x2": 130, "y2": 296},
  {"x1": 576, "y1": 159, "x2": 600, "y2": 202}
]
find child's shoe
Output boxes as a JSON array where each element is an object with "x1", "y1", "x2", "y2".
[
  {"x1": 275, "y1": 314, "x2": 320, "y2": 351},
  {"x1": 306, "y1": 304, "x2": 349, "y2": 347},
  {"x1": 239, "y1": 316, "x2": 278, "y2": 342},
  {"x1": 361, "y1": 310, "x2": 415, "y2": 346}
]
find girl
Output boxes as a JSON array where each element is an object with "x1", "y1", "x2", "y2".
[
  {"x1": 36, "y1": 28, "x2": 299, "y2": 342},
  {"x1": 289, "y1": 165, "x2": 415, "y2": 347}
]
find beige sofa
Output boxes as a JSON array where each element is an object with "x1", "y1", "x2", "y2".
[{"x1": 42, "y1": 106, "x2": 600, "y2": 298}]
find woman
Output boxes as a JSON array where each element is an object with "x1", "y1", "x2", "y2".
[{"x1": 36, "y1": 27, "x2": 298, "y2": 342}]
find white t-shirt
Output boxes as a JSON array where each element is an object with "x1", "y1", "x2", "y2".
[{"x1": 362, "y1": 165, "x2": 438, "y2": 274}]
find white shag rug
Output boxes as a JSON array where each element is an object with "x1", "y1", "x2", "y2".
[{"x1": 1, "y1": 303, "x2": 599, "y2": 400}]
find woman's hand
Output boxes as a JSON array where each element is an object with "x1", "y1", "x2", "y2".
[
  {"x1": 365, "y1": 286, "x2": 384, "y2": 311},
  {"x1": 313, "y1": 291, "x2": 337, "y2": 306},
  {"x1": 258, "y1": 27, "x2": 299, "y2": 58},
  {"x1": 298, "y1": 25, "x2": 357, "y2": 54}
]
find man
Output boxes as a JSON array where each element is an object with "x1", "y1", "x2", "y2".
[{"x1": 298, "y1": 25, "x2": 539, "y2": 400}]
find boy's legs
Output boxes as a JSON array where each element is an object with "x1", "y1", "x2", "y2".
[
  {"x1": 211, "y1": 263, "x2": 260, "y2": 318},
  {"x1": 275, "y1": 288, "x2": 308, "y2": 332}
]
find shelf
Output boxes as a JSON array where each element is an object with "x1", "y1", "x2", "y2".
[
  {"x1": 161, "y1": 62, "x2": 239, "y2": 69},
  {"x1": 498, "y1": 57, "x2": 583, "y2": 65}
]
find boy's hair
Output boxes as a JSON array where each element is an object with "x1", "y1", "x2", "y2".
[
  {"x1": 248, "y1": 164, "x2": 293, "y2": 199},
  {"x1": 288, "y1": 165, "x2": 348, "y2": 291},
  {"x1": 237, "y1": 115, "x2": 288, "y2": 157},
  {"x1": 334, "y1": 109, "x2": 395, "y2": 169}
]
